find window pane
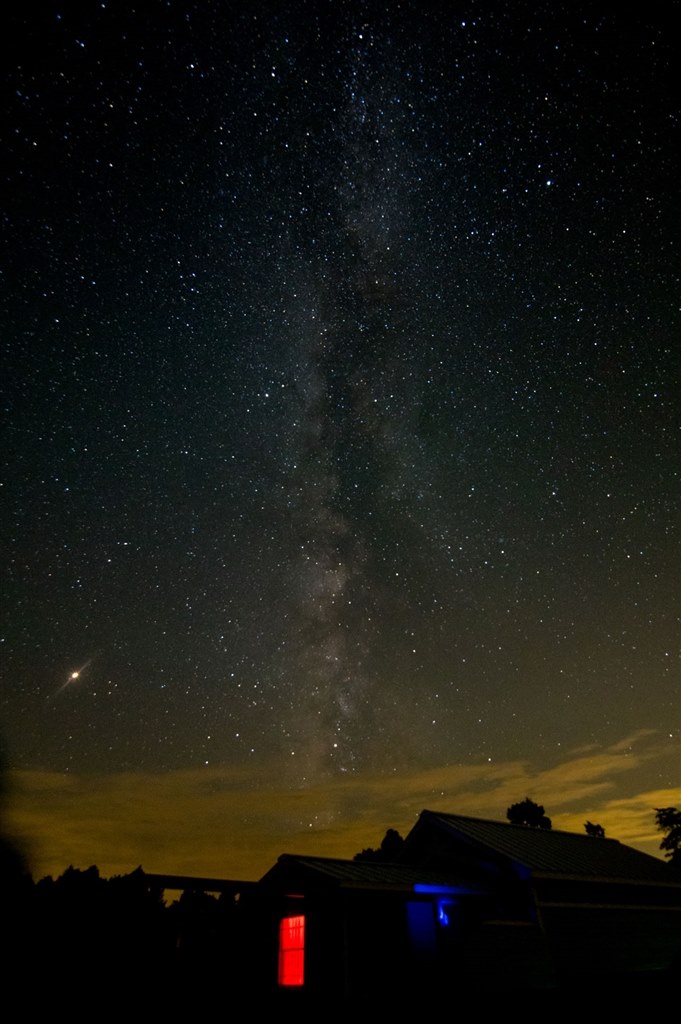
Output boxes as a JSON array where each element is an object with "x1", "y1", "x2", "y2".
[{"x1": 278, "y1": 915, "x2": 305, "y2": 987}]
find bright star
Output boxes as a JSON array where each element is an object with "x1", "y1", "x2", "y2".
[{"x1": 51, "y1": 658, "x2": 95, "y2": 698}]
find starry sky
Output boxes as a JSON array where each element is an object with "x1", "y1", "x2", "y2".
[{"x1": 2, "y1": 1, "x2": 679, "y2": 880}]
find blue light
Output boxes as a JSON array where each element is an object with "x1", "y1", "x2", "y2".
[
  {"x1": 406, "y1": 901, "x2": 437, "y2": 953},
  {"x1": 413, "y1": 883, "x2": 471, "y2": 895}
]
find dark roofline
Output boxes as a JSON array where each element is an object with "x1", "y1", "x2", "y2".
[
  {"x1": 268, "y1": 852, "x2": 418, "y2": 890},
  {"x1": 413, "y1": 810, "x2": 675, "y2": 884},
  {"x1": 419, "y1": 809, "x2": 619, "y2": 840},
  {"x1": 276, "y1": 852, "x2": 402, "y2": 867},
  {"x1": 260, "y1": 852, "x2": 485, "y2": 893}
]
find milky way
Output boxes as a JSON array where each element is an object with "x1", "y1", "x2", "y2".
[{"x1": 2, "y1": 3, "x2": 678, "y2": 812}]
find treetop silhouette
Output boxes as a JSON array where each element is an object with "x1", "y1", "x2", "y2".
[
  {"x1": 506, "y1": 798, "x2": 552, "y2": 829},
  {"x1": 655, "y1": 807, "x2": 681, "y2": 867},
  {"x1": 354, "y1": 827, "x2": 405, "y2": 861}
]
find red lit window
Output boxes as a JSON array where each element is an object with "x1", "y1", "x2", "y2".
[{"x1": 278, "y1": 914, "x2": 305, "y2": 987}]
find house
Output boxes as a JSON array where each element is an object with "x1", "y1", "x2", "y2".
[{"x1": 254, "y1": 810, "x2": 681, "y2": 1002}]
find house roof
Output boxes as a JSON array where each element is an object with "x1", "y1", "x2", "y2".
[
  {"x1": 260, "y1": 853, "x2": 483, "y2": 893},
  {"x1": 415, "y1": 811, "x2": 676, "y2": 884}
]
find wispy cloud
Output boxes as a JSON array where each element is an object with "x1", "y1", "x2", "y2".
[{"x1": 4, "y1": 729, "x2": 676, "y2": 881}]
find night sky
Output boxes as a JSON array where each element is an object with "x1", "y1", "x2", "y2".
[{"x1": 2, "y1": 2, "x2": 678, "y2": 880}]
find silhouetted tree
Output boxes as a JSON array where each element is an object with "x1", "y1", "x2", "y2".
[
  {"x1": 506, "y1": 798, "x2": 552, "y2": 829},
  {"x1": 584, "y1": 821, "x2": 605, "y2": 838},
  {"x1": 354, "y1": 827, "x2": 405, "y2": 861},
  {"x1": 655, "y1": 807, "x2": 681, "y2": 866}
]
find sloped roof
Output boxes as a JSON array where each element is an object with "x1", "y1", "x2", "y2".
[
  {"x1": 260, "y1": 853, "x2": 482, "y2": 892},
  {"x1": 417, "y1": 811, "x2": 675, "y2": 883}
]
